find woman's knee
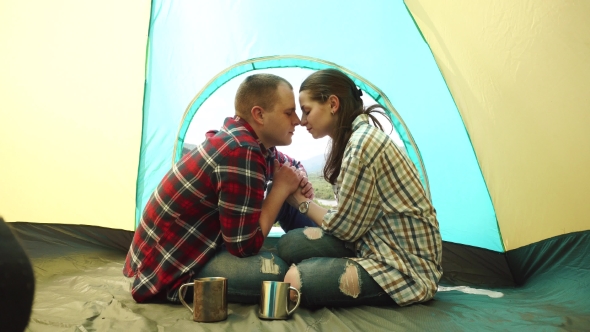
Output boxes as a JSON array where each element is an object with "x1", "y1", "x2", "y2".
[
  {"x1": 338, "y1": 262, "x2": 361, "y2": 298},
  {"x1": 284, "y1": 264, "x2": 301, "y2": 302},
  {"x1": 277, "y1": 227, "x2": 326, "y2": 253},
  {"x1": 276, "y1": 229, "x2": 306, "y2": 263},
  {"x1": 277, "y1": 228, "x2": 353, "y2": 266}
]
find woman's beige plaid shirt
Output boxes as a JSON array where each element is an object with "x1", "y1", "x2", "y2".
[{"x1": 321, "y1": 114, "x2": 443, "y2": 306}]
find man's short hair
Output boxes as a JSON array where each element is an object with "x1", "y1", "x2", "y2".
[{"x1": 235, "y1": 73, "x2": 293, "y2": 119}]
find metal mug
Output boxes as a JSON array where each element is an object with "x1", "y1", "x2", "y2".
[
  {"x1": 179, "y1": 277, "x2": 228, "y2": 322},
  {"x1": 258, "y1": 281, "x2": 301, "y2": 320}
]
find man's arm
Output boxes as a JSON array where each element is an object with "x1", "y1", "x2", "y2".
[
  {"x1": 216, "y1": 149, "x2": 268, "y2": 257},
  {"x1": 258, "y1": 159, "x2": 302, "y2": 236},
  {"x1": 217, "y1": 150, "x2": 302, "y2": 256}
]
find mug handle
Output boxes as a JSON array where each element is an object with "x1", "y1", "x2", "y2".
[
  {"x1": 287, "y1": 286, "x2": 301, "y2": 316},
  {"x1": 178, "y1": 283, "x2": 194, "y2": 313}
]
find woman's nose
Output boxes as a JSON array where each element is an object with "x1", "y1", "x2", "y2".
[{"x1": 299, "y1": 115, "x2": 307, "y2": 125}]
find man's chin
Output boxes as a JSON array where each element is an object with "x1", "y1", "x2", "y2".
[{"x1": 276, "y1": 138, "x2": 292, "y2": 147}]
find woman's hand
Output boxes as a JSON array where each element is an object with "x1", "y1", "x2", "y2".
[
  {"x1": 297, "y1": 170, "x2": 315, "y2": 199},
  {"x1": 272, "y1": 159, "x2": 302, "y2": 197},
  {"x1": 286, "y1": 186, "x2": 308, "y2": 208}
]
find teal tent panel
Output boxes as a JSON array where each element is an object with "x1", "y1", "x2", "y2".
[{"x1": 138, "y1": 0, "x2": 502, "y2": 252}]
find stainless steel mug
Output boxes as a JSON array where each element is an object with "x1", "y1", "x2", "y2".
[
  {"x1": 179, "y1": 277, "x2": 228, "y2": 322},
  {"x1": 258, "y1": 281, "x2": 301, "y2": 320}
]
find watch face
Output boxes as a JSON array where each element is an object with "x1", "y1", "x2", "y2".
[{"x1": 298, "y1": 201, "x2": 308, "y2": 213}]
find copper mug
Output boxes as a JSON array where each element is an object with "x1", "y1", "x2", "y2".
[
  {"x1": 179, "y1": 277, "x2": 228, "y2": 322},
  {"x1": 258, "y1": 281, "x2": 301, "y2": 320}
]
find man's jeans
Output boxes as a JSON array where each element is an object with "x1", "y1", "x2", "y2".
[{"x1": 192, "y1": 202, "x2": 315, "y2": 303}]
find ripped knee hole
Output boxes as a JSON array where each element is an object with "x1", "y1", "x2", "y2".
[
  {"x1": 303, "y1": 227, "x2": 323, "y2": 240},
  {"x1": 339, "y1": 263, "x2": 361, "y2": 298},
  {"x1": 260, "y1": 254, "x2": 280, "y2": 275}
]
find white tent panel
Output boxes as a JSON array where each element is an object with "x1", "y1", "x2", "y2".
[
  {"x1": 0, "y1": 0, "x2": 149, "y2": 230},
  {"x1": 407, "y1": 0, "x2": 590, "y2": 250}
]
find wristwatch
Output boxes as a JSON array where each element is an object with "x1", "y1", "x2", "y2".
[{"x1": 298, "y1": 200, "x2": 311, "y2": 214}]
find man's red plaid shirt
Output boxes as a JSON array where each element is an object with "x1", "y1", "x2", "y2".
[{"x1": 123, "y1": 117, "x2": 302, "y2": 302}]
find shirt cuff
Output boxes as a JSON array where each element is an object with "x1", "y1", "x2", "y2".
[{"x1": 320, "y1": 210, "x2": 335, "y2": 233}]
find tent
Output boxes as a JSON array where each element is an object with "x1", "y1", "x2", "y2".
[{"x1": 1, "y1": 0, "x2": 589, "y2": 330}]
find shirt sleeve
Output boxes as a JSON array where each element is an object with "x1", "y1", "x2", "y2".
[
  {"x1": 321, "y1": 155, "x2": 380, "y2": 242},
  {"x1": 216, "y1": 146, "x2": 266, "y2": 257},
  {"x1": 272, "y1": 149, "x2": 306, "y2": 176}
]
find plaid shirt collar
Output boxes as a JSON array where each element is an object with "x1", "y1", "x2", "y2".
[
  {"x1": 352, "y1": 114, "x2": 370, "y2": 132},
  {"x1": 232, "y1": 116, "x2": 275, "y2": 159}
]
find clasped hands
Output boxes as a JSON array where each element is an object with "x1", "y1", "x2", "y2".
[{"x1": 272, "y1": 159, "x2": 314, "y2": 208}]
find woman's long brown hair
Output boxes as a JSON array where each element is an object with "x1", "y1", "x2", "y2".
[{"x1": 300, "y1": 69, "x2": 392, "y2": 185}]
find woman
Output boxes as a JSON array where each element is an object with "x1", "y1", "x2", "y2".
[{"x1": 277, "y1": 69, "x2": 443, "y2": 308}]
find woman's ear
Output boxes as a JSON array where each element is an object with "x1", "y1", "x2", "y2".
[
  {"x1": 250, "y1": 106, "x2": 265, "y2": 125},
  {"x1": 328, "y1": 95, "x2": 340, "y2": 114}
]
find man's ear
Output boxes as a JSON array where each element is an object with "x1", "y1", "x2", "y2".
[
  {"x1": 328, "y1": 95, "x2": 340, "y2": 114},
  {"x1": 250, "y1": 106, "x2": 265, "y2": 125}
]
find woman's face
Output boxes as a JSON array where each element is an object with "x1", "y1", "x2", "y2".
[{"x1": 299, "y1": 90, "x2": 337, "y2": 139}]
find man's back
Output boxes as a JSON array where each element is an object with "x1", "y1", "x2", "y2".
[{"x1": 123, "y1": 117, "x2": 268, "y2": 303}]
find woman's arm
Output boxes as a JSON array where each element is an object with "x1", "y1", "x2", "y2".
[
  {"x1": 289, "y1": 156, "x2": 379, "y2": 242},
  {"x1": 286, "y1": 191, "x2": 329, "y2": 227}
]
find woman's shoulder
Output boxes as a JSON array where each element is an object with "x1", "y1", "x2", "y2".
[{"x1": 347, "y1": 120, "x2": 391, "y2": 158}]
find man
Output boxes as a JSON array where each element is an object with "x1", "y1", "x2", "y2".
[{"x1": 124, "y1": 74, "x2": 315, "y2": 303}]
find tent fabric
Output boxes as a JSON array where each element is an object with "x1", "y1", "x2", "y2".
[
  {"x1": 0, "y1": 1, "x2": 587, "y2": 254},
  {"x1": 7, "y1": 222, "x2": 590, "y2": 331},
  {"x1": 138, "y1": 0, "x2": 501, "y2": 252},
  {"x1": 1, "y1": 0, "x2": 590, "y2": 330},
  {"x1": 506, "y1": 230, "x2": 590, "y2": 286},
  {"x1": 0, "y1": 0, "x2": 149, "y2": 230},
  {"x1": 405, "y1": 0, "x2": 590, "y2": 250}
]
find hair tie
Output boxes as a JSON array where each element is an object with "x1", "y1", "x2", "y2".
[{"x1": 352, "y1": 86, "x2": 363, "y2": 99}]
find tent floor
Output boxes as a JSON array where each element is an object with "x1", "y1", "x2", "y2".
[{"x1": 10, "y1": 223, "x2": 590, "y2": 332}]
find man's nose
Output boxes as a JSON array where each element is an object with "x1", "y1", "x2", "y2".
[{"x1": 292, "y1": 113, "x2": 301, "y2": 125}]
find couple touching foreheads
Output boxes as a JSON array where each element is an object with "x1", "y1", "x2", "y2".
[{"x1": 124, "y1": 69, "x2": 443, "y2": 309}]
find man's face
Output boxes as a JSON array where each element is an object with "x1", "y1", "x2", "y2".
[{"x1": 260, "y1": 83, "x2": 300, "y2": 147}]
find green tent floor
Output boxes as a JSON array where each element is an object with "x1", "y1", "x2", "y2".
[{"x1": 10, "y1": 223, "x2": 590, "y2": 331}]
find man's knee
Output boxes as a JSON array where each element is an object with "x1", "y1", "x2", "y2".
[{"x1": 259, "y1": 253, "x2": 281, "y2": 275}]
